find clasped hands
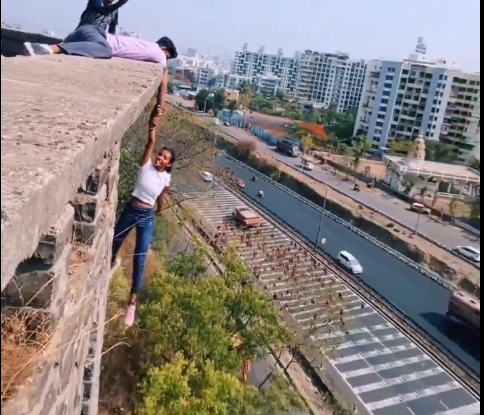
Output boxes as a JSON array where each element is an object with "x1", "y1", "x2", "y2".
[{"x1": 149, "y1": 104, "x2": 165, "y2": 130}]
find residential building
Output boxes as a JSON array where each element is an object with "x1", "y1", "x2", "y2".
[
  {"x1": 254, "y1": 74, "x2": 281, "y2": 97},
  {"x1": 187, "y1": 48, "x2": 197, "y2": 58},
  {"x1": 231, "y1": 43, "x2": 299, "y2": 93},
  {"x1": 440, "y1": 73, "x2": 480, "y2": 162},
  {"x1": 293, "y1": 50, "x2": 366, "y2": 113},
  {"x1": 354, "y1": 37, "x2": 480, "y2": 158},
  {"x1": 231, "y1": 44, "x2": 366, "y2": 113},
  {"x1": 196, "y1": 67, "x2": 216, "y2": 88},
  {"x1": 226, "y1": 74, "x2": 251, "y2": 89}
]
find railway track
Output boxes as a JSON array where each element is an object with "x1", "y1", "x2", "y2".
[{"x1": 180, "y1": 179, "x2": 480, "y2": 412}]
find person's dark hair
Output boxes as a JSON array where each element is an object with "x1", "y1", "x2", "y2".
[
  {"x1": 156, "y1": 36, "x2": 178, "y2": 59},
  {"x1": 162, "y1": 147, "x2": 176, "y2": 173}
]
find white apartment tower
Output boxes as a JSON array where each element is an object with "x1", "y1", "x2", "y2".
[
  {"x1": 231, "y1": 44, "x2": 366, "y2": 111},
  {"x1": 294, "y1": 50, "x2": 366, "y2": 112},
  {"x1": 354, "y1": 38, "x2": 480, "y2": 160},
  {"x1": 231, "y1": 44, "x2": 299, "y2": 95}
]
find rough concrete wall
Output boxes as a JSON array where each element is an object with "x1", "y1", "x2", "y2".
[
  {"x1": 1, "y1": 56, "x2": 162, "y2": 290},
  {"x1": 2, "y1": 150, "x2": 120, "y2": 415},
  {"x1": 1, "y1": 54, "x2": 162, "y2": 415},
  {"x1": 1, "y1": 28, "x2": 62, "y2": 56}
]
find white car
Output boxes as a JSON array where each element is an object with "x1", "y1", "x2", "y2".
[
  {"x1": 337, "y1": 251, "x2": 363, "y2": 274},
  {"x1": 303, "y1": 162, "x2": 315, "y2": 171},
  {"x1": 201, "y1": 171, "x2": 213, "y2": 182},
  {"x1": 453, "y1": 246, "x2": 480, "y2": 263}
]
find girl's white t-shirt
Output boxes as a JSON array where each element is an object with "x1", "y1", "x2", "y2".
[{"x1": 131, "y1": 161, "x2": 171, "y2": 206}]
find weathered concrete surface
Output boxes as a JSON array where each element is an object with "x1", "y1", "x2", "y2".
[
  {"x1": 1, "y1": 27, "x2": 62, "y2": 57},
  {"x1": 1, "y1": 55, "x2": 162, "y2": 290}
]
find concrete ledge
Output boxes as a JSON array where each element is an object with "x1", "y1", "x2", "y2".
[{"x1": 1, "y1": 55, "x2": 162, "y2": 290}]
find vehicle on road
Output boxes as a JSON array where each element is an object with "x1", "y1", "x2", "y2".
[
  {"x1": 235, "y1": 178, "x2": 246, "y2": 189},
  {"x1": 201, "y1": 171, "x2": 213, "y2": 182},
  {"x1": 410, "y1": 202, "x2": 431, "y2": 215},
  {"x1": 233, "y1": 207, "x2": 262, "y2": 228},
  {"x1": 447, "y1": 291, "x2": 480, "y2": 331},
  {"x1": 276, "y1": 138, "x2": 301, "y2": 157},
  {"x1": 453, "y1": 246, "x2": 480, "y2": 263},
  {"x1": 301, "y1": 156, "x2": 315, "y2": 171},
  {"x1": 257, "y1": 190, "x2": 264, "y2": 198},
  {"x1": 223, "y1": 121, "x2": 231, "y2": 126},
  {"x1": 337, "y1": 251, "x2": 363, "y2": 274}
]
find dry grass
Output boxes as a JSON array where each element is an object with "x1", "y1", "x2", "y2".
[{"x1": 1, "y1": 309, "x2": 53, "y2": 402}]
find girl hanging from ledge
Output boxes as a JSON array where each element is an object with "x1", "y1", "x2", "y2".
[{"x1": 111, "y1": 105, "x2": 175, "y2": 327}]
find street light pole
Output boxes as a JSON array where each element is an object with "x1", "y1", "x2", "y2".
[
  {"x1": 316, "y1": 189, "x2": 329, "y2": 246},
  {"x1": 414, "y1": 212, "x2": 421, "y2": 235},
  {"x1": 203, "y1": 93, "x2": 214, "y2": 113}
]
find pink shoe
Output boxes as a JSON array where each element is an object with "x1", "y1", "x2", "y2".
[{"x1": 124, "y1": 304, "x2": 137, "y2": 327}]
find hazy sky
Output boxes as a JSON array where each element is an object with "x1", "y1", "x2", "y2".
[{"x1": 1, "y1": 0, "x2": 480, "y2": 70}]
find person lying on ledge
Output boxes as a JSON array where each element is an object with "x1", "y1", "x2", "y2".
[{"x1": 23, "y1": 30, "x2": 177, "y2": 114}]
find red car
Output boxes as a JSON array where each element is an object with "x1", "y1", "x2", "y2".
[{"x1": 235, "y1": 178, "x2": 246, "y2": 189}]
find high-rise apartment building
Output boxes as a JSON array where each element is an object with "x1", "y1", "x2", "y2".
[
  {"x1": 187, "y1": 48, "x2": 197, "y2": 58},
  {"x1": 231, "y1": 44, "x2": 299, "y2": 95},
  {"x1": 231, "y1": 44, "x2": 367, "y2": 112},
  {"x1": 294, "y1": 50, "x2": 366, "y2": 113},
  {"x1": 354, "y1": 38, "x2": 480, "y2": 161}
]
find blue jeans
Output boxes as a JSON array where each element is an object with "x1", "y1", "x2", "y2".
[
  {"x1": 112, "y1": 202, "x2": 155, "y2": 295},
  {"x1": 59, "y1": 24, "x2": 112, "y2": 59}
]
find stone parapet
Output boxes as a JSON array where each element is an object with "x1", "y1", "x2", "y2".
[
  {"x1": 2, "y1": 154, "x2": 120, "y2": 415},
  {"x1": 1, "y1": 54, "x2": 161, "y2": 415},
  {"x1": 1, "y1": 55, "x2": 162, "y2": 290}
]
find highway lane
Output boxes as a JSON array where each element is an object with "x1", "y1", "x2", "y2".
[
  {"x1": 218, "y1": 156, "x2": 481, "y2": 376},
  {"x1": 213, "y1": 121, "x2": 480, "y2": 250}
]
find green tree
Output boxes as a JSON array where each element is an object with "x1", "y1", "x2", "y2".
[
  {"x1": 137, "y1": 354, "x2": 301, "y2": 415},
  {"x1": 352, "y1": 136, "x2": 371, "y2": 171},
  {"x1": 388, "y1": 139, "x2": 412, "y2": 156},
  {"x1": 468, "y1": 157, "x2": 480, "y2": 171},
  {"x1": 227, "y1": 100, "x2": 239, "y2": 115},
  {"x1": 196, "y1": 89, "x2": 226, "y2": 113},
  {"x1": 301, "y1": 135, "x2": 315, "y2": 154},
  {"x1": 321, "y1": 108, "x2": 356, "y2": 140},
  {"x1": 425, "y1": 140, "x2": 458, "y2": 163},
  {"x1": 237, "y1": 82, "x2": 252, "y2": 108},
  {"x1": 275, "y1": 90, "x2": 288, "y2": 101},
  {"x1": 403, "y1": 174, "x2": 423, "y2": 194}
]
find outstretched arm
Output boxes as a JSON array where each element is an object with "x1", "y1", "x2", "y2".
[
  {"x1": 156, "y1": 68, "x2": 169, "y2": 110},
  {"x1": 108, "y1": 11, "x2": 118, "y2": 34},
  {"x1": 139, "y1": 126, "x2": 156, "y2": 167},
  {"x1": 88, "y1": 0, "x2": 129, "y2": 16}
]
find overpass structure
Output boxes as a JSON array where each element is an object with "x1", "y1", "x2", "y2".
[{"x1": 1, "y1": 31, "x2": 162, "y2": 415}]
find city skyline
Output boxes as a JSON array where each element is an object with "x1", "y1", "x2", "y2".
[{"x1": 1, "y1": 0, "x2": 480, "y2": 71}]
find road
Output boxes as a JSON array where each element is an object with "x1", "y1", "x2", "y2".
[
  {"x1": 217, "y1": 156, "x2": 481, "y2": 376},
  {"x1": 212, "y1": 120, "x2": 480, "y2": 251}
]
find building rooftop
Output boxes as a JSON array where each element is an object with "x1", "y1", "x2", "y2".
[
  {"x1": 384, "y1": 156, "x2": 481, "y2": 183},
  {"x1": 1, "y1": 55, "x2": 162, "y2": 286}
]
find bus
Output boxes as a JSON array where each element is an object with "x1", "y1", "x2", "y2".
[{"x1": 447, "y1": 291, "x2": 480, "y2": 331}]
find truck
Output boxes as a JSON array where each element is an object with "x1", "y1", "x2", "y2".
[
  {"x1": 232, "y1": 207, "x2": 262, "y2": 228},
  {"x1": 276, "y1": 138, "x2": 301, "y2": 157},
  {"x1": 447, "y1": 291, "x2": 480, "y2": 331}
]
